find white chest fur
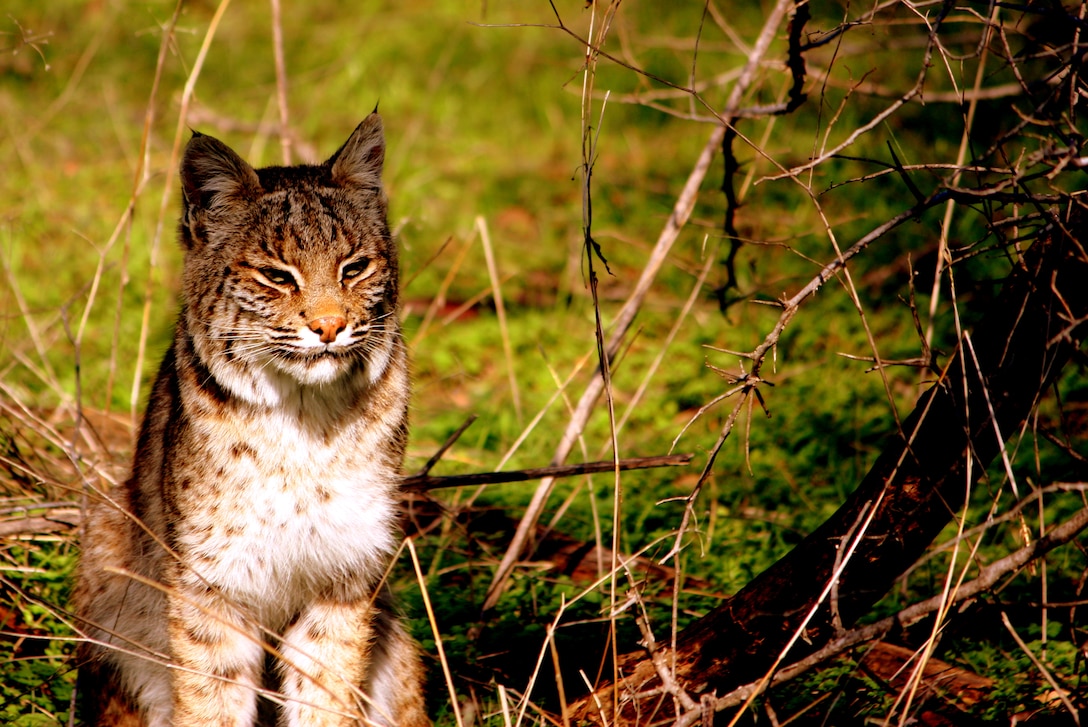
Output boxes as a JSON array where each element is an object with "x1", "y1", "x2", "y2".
[{"x1": 174, "y1": 400, "x2": 398, "y2": 626}]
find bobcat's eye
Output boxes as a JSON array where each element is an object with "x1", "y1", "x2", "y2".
[
  {"x1": 257, "y1": 267, "x2": 297, "y2": 289},
  {"x1": 341, "y1": 258, "x2": 374, "y2": 283}
]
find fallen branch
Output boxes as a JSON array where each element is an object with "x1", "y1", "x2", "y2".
[
  {"x1": 403, "y1": 454, "x2": 692, "y2": 491},
  {"x1": 0, "y1": 506, "x2": 82, "y2": 538},
  {"x1": 0, "y1": 457, "x2": 694, "y2": 537}
]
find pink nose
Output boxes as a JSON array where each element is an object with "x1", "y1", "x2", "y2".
[{"x1": 309, "y1": 316, "x2": 347, "y2": 343}]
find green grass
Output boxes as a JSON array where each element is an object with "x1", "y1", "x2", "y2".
[{"x1": 2, "y1": 1, "x2": 1087, "y2": 724}]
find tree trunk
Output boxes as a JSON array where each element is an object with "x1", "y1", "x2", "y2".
[{"x1": 570, "y1": 210, "x2": 1088, "y2": 725}]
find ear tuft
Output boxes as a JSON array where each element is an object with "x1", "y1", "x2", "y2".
[
  {"x1": 327, "y1": 113, "x2": 385, "y2": 190},
  {"x1": 181, "y1": 133, "x2": 260, "y2": 210}
]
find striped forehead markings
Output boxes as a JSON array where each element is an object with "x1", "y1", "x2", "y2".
[{"x1": 318, "y1": 194, "x2": 345, "y2": 226}]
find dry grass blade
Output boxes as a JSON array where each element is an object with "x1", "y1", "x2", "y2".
[
  {"x1": 130, "y1": 0, "x2": 233, "y2": 422},
  {"x1": 477, "y1": 215, "x2": 522, "y2": 422},
  {"x1": 269, "y1": 0, "x2": 292, "y2": 165},
  {"x1": 1000, "y1": 611, "x2": 1081, "y2": 725},
  {"x1": 407, "y1": 538, "x2": 464, "y2": 727}
]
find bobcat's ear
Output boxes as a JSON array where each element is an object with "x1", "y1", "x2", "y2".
[
  {"x1": 327, "y1": 113, "x2": 385, "y2": 191},
  {"x1": 180, "y1": 132, "x2": 261, "y2": 211}
]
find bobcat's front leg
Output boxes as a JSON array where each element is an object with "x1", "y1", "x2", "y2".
[
  {"x1": 167, "y1": 577, "x2": 264, "y2": 727},
  {"x1": 279, "y1": 598, "x2": 376, "y2": 727}
]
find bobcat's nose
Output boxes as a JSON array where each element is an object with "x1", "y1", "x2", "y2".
[{"x1": 308, "y1": 316, "x2": 347, "y2": 344}]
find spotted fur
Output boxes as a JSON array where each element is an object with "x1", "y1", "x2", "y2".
[{"x1": 75, "y1": 114, "x2": 428, "y2": 727}]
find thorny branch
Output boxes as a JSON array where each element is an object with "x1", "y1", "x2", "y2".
[{"x1": 717, "y1": 0, "x2": 810, "y2": 305}]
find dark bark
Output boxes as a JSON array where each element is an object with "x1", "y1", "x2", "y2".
[{"x1": 570, "y1": 210, "x2": 1088, "y2": 725}]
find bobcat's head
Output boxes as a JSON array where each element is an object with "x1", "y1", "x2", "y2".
[{"x1": 177, "y1": 114, "x2": 400, "y2": 398}]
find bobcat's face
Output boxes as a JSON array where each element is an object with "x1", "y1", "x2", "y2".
[
  {"x1": 195, "y1": 186, "x2": 396, "y2": 387},
  {"x1": 178, "y1": 114, "x2": 399, "y2": 391}
]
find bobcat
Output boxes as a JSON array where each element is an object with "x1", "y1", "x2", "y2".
[{"x1": 75, "y1": 113, "x2": 429, "y2": 727}]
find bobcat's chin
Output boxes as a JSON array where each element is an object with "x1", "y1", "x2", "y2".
[
  {"x1": 273, "y1": 344, "x2": 393, "y2": 389},
  {"x1": 276, "y1": 353, "x2": 355, "y2": 386}
]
